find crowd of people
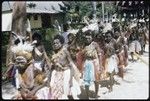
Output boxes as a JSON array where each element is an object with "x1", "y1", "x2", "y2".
[{"x1": 2, "y1": 13, "x2": 149, "y2": 99}]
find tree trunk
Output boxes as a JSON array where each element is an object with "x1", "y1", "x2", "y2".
[
  {"x1": 6, "y1": 2, "x2": 27, "y2": 65},
  {"x1": 12, "y1": 1, "x2": 27, "y2": 36}
]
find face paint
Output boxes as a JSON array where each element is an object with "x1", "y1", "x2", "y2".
[{"x1": 15, "y1": 57, "x2": 27, "y2": 71}]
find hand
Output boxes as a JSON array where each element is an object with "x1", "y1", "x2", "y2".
[
  {"x1": 12, "y1": 93, "x2": 22, "y2": 99},
  {"x1": 2, "y1": 75, "x2": 7, "y2": 80},
  {"x1": 26, "y1": 91, "x2": 34, "y2": 98},
  {"x1": 55, "y1": 63, "x2": 63, "y2": 68},
  {"x1": 99, "y1": 66, "x2": 104, "y2": 72}
]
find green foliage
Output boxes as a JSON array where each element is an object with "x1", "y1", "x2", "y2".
[
  {"x1": 2, "y1": 32, "x2": 9, "y2": 46},
  {"x1": 45, "y1": 28, "x2": 59, "y2": 41},
  {"x1": 2, "y1": 64, "x2": 7, "y2": 74},
  {"x1": 64, "y1": 1, "x2": 117, "y2": 21},
  {"x1": 2, "y1": 32, "x2": 9, "y2": 69},
  {"x1": 43, "y1": 28, "x2": 59, "y2": 56}
]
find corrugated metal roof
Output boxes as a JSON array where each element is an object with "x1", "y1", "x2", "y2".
[
  {"x1": 27, "y1": 8, "x2": 60, "y2": 14},
  {"x1": 2, "y1": 1, "x2": 65, "y2": 32},
  {"x1": 2, "y1": 1, "x2": 65, "y2": 14},
  {"x1": 26, "y1": 1, "x2": 64, "y2": 13},
  {"x1": 2, "y1": 1, "x2": 11, "y2": 11}
]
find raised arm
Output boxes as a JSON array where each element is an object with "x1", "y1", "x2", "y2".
[
  {"x1": 94, "y1": 42, "x2": 104, "y2": 71},
  {"x1": 65, "y1": 48, "x2": 81, "y2": 81}
]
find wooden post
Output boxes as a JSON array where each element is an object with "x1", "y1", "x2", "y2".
[
  {"x1": 12, "y1": 1, "x2": 27, "y2": 36},
  {"x1": 102, "y1": 2, "x2": 105, "y2": 22},
  {"x1": 6, "y1": 1, "x2": 27, "y2": 66}
]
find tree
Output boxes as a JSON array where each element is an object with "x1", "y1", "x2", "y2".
[{"x1": 61, "y1": 1, "x2": 117, "y2": 23}]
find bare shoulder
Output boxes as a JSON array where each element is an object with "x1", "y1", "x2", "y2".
[
  {"x1": 92, "y1": 41, "x2": 99, "y2": 47},
  {"x1": 62, "y1": 46, "x2": 69, "y2": 54}
]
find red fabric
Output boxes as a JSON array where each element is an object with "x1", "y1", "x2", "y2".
[
  {"x1": 7, "y1": 65, "x2": 15, "y2": 78},
  {"x1": 76, "y1": 50, "x2": 84, "y2": 72},
  {"x1": 117, "y1": 48, "x2": 128, "y2": 68}
]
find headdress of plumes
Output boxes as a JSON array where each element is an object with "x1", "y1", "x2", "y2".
[
  {"x1": 83, "y1": 29, "x2": 92, "y2": 36},
  {"x1": 146, "y1": 18, "x2": 149, "y2": 22},
  {"x1": 11, "y1": 32, "x2": 37, "y2": 60},
  {"x1": 82, "y1": 23, "x2": 99, "y2": 32},
  {"x1": 11, "y1": 41, "x2": 35, "y2": 53},
  {"x1": 130, "y1": 23, "x2": 137, "y2": 29},
  {"x1": 112, "y1": 18, "x2": 116, "y2": 22},
  {"x1": 139, "y1": 18, "x2": 145, "y2": 23},
  {"x1": 112, "y1": 13, "x2": 117, "y2": 18},
  {"x1": 123, "y1": 13, "x2": 126, "y2": 17},
  {"x1": 67, "y1": 29, "x2": 79, "y2": 35},
  {"x1": 82, "y1": 26, "x2": 89, "y2": 32},
  {"x1": 121, "y1": 18, "x2": 125, "y2": 22},
  {"x1": 12, "y1": 32, "x2": 26, "y2": 45},
  {"x1": 112, "y1": 17, "x2": 119, "y2": 23},
  {"x1": 134, "y1": 18, "x2": 137, "y2": 21},
  {"x1": 83, "y1": 16, "x2": 90, "y2": 25},
  {"x1": 26, "y1": 19, "x2": 31, "y2": 33},
  {"x1": 103, "y1": 23, "x2": 112, "y2": 33}
]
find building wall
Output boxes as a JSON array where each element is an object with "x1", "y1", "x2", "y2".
[
  {"x1": 28, "y1": 13, "x2": 66, "y2": 29},
  {"x1": 29, "y1": 14, "x2": 42, "y2": 29},
  {"x1": 41, "y1": 14, "x2": 52, "y2": 28}
]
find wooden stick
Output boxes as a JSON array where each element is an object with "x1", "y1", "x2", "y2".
[{"x1": 133, "y1": 52, "x2": 148, "y2": 66}]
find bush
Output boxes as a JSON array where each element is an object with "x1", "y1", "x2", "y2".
[{"x1": 44, "y1": 28, "x2": 59, "y2": 56}]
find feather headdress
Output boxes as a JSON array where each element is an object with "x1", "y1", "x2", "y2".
[
  {"x1": 11, "y1": 32, "x2": 36, "y2": 60},
  {"x1": 130, "y1": 23, "x2": 137, "y2": 29},
  {"x1": 82, "y1": 23, "x2": 99, "y2": 32},
  {"x1": 121, "y1": 18, "x2": 125, "y2": 22},
  {"x1": 67, "y1": 29, "x2": 79, "y2": 35},
  {"x1": 103, "y1": 23, "x2": 112, "y2": 33},
  {"x1": 139, "y1": 18, "x2": 145, "y2": 23}
]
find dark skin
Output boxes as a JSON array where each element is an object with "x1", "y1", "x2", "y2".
[
  {"x1": 32, "y1": 36, "x2": 51, "y2": 73},
  {"x1": 14, "y1": 58, "x2": 47, "y2": 99},
  {"x1": 104, "y1": 32, "x2": 118, "y2": 92},
  {"x1": 32, "y1": 37, "x2": 44, "y2": 62},
  {"x1": 114, "y1": 32, "x2": 126, "y2": 79},
  {"x1": 129, "y1": 27, "x2": 139, "y2": 61},
  {"x1": 52, "y1": 38, "x2": 78, "y2": 72},
  {"x1": 67, "y1": 33, "x2": 80, "y2": 62},
  {"x1": 15, "y1": 37, "x2": 51, "y2": 99},
  {"x1": 83, "y1": 33, "x2": 102, "y2": 98},
  {"x1": 50, "y1": 38, "x2": 80, "y2": 99}
]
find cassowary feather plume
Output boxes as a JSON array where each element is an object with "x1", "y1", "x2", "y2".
[
  {"x1": 11, "y1": 32, "x2": 37, "y2": 54},
  {"x1": 103, "y1": 23, "x2": 112, "y2": 33}
]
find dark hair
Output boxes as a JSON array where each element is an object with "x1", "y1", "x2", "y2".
[
  {"x1": 68, "y1": 33, "x2": 75, "y2": 38},
  {"x1": 14, "y1": 39, "x2": 20, "y2": 45},
  {"x1": 63, "y1": 24, "x2": 69, "y2": 32},
  {"x1": 32, "y1": 32, "x2": 42, "y2": 41},
  {"x1": 84, "y1": 30, "x2": 92, "y2": 36},
  {"x1": 53, "y1": 34, "x2": 65, "y2": 44},
  {"x1": 14, "y1": 38, "x2": 25, "y2": 45},
  {"x1": 105, "y1": 30, "x2": 113, "y2": 36}
]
